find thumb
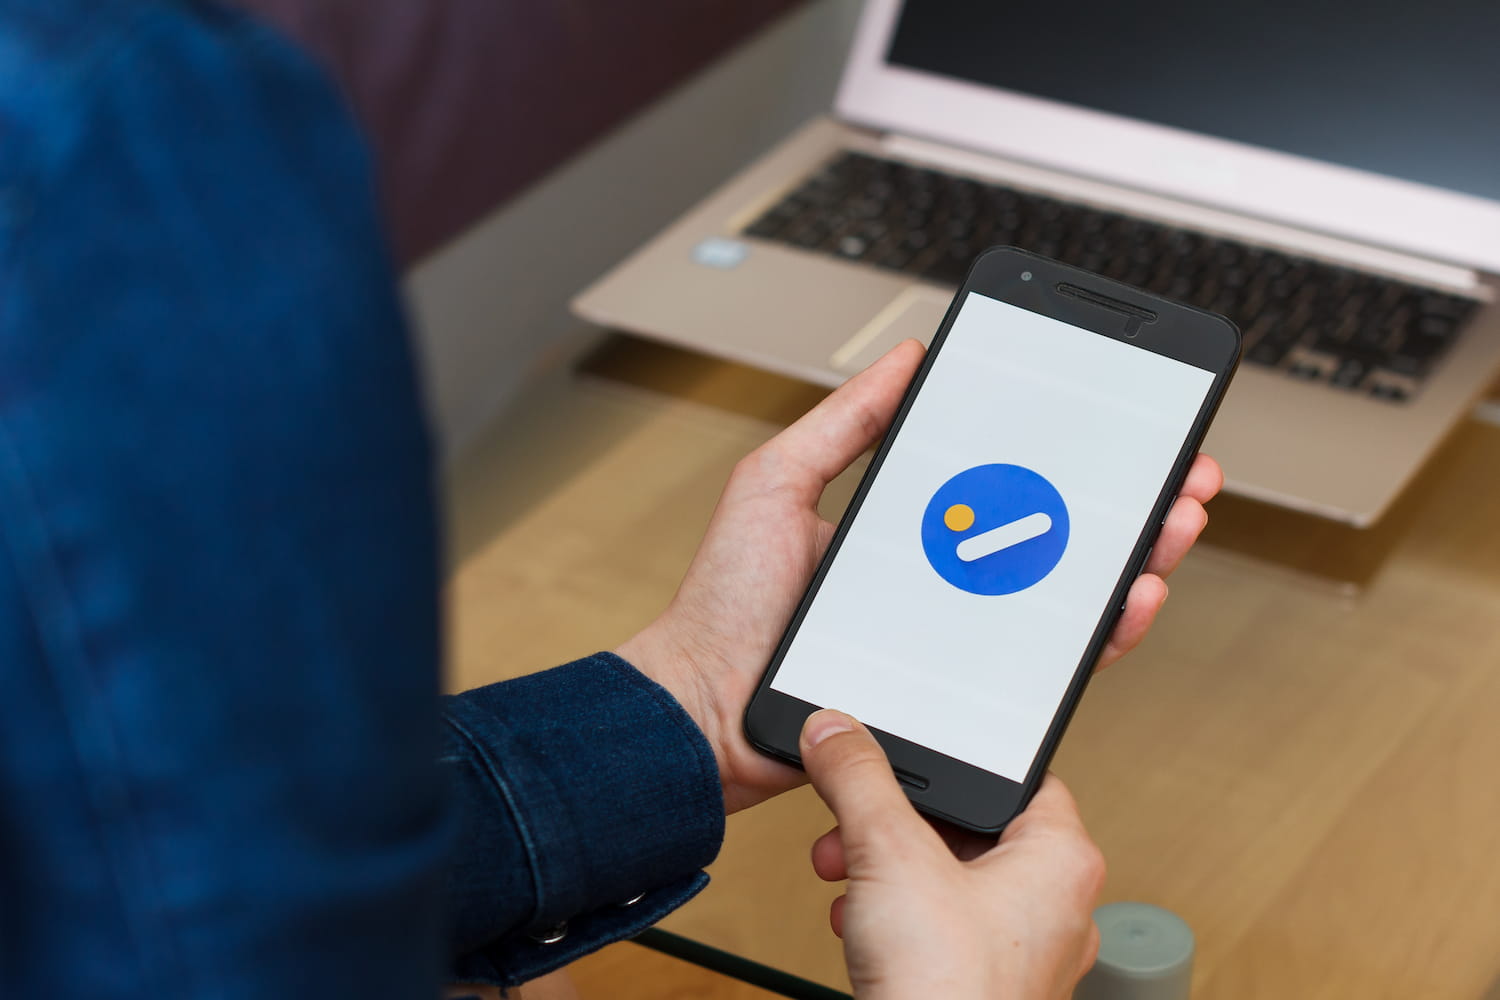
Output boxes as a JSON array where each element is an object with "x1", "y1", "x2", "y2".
[
  {"x1": 800, "y1": 710, "x2": 929, "y2": 866},
  {"x1": 752, "y1": 339, "x2": 925, "y2": 506}
]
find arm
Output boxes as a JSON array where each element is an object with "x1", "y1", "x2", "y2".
[
  {"x1": 442, "y1": 654, "x2": 722, "y2": 987},
  {"x1": 440, "y1": 344, "x2": 1217, "y2": 984}
]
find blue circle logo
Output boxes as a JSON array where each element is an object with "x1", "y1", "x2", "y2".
[{"x1": 921, "y1": 464, "x2": 1070, "y2": 595}]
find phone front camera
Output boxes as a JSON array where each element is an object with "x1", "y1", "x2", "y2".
[{"x1": 1021, "y1": 271, "x2": 1033, "y2": 281}]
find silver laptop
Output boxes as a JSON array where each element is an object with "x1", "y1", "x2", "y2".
[{"x1": 574, "y1": 0, "x2": 1500, "y2": 527}]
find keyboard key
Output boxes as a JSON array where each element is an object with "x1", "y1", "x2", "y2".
[
  {"x1": 1400, "y1": 334, "x2": 1450, "y2": 359},
  {"x1": 1417, "y1": 315, "x2": 1456, "y2": 339},
  {"x1": 836, "y1": 235, "x2": 870, "y2": 259},
  {"x1": 1248, "y1": 340, "x2": 1292, "y2": 367},
  {"x1": 1383, "y1": 355, "x2": 1428, "y2": 378},
  {"x1": 790, "y1": 227, "x2": 827, "y2": 249},
  {"x1": 877, "y1": 247, "x2": 915, "y2": 270},
  {"x1": 1330, "y1": 359, "x2": 1367, "y2": 389},
  {"x1": 1420, "y1": 293, "x2": 1473, "y2": 320},
  {"x1": 743, "y1": 215, "x2": 788, "y2": 239}
]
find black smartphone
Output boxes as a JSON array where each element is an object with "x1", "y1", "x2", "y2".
[{"x1": 744, "y1": 247, "x2": 1241, "y2": 833}]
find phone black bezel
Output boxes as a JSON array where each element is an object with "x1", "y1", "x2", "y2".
[{"x1": 743, "y1": 246, "x2": 1242, "y2": 834}]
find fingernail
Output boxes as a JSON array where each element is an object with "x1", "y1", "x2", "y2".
[
  {"x1": 1159, "y1": 584, "x2": 1169, "y2": 607},
  {"x1": 803, "y1": 709, "x2": 855, "y2": 748}
]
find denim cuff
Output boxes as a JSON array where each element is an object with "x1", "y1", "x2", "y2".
[
  {"x1": 450, "y1": 871, "x2": 710, "y2": 988},
  {"x1": 442, "y1": 652, "x2": 725, "y2": 986}
]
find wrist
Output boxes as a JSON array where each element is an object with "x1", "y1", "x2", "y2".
[{"x1": 615, "y1": 624, "x2": 730, "y2": 785}]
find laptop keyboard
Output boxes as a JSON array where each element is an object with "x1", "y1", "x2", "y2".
[{"x1": 742, "y1": 151, "x2": 1479, "y2": 401}]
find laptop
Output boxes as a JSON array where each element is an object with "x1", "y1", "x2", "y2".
[{"x1": 573, "y1": 0, "x2": 1500, "y2": 527}]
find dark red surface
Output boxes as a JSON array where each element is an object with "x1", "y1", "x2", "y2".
[{"x1": 238, "y1": 0, "x2": 806, "y2": 265}]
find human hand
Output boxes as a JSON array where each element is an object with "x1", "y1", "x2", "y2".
[
  {"x1": 618, "y1": 340, "x2": 1223, "y2": 814},
  {"x1": 802, "y1": 710, "x2": 1104, "y2": 1000}
]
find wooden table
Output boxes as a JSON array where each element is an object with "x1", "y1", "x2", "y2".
[{"x1": 446, "y1": 337, "x2": 1500, "y2": 999}]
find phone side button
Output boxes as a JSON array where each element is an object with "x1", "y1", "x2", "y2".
[{"x1": 1138, "y1": 545, "x2": 1155, "y2": 575}]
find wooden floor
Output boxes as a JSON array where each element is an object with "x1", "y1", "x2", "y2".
[{"x1": 447, "y1": 337, "x2": 1500, "y2": 999}]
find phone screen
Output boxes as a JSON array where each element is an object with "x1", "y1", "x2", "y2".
[{"x1": 769, "y1": 291, "x2": 1217, "y2": 782}]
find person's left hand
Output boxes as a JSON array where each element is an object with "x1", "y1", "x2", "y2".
[{"x1": 618, "y1": 340, "x2": 1223, "y2": 814}]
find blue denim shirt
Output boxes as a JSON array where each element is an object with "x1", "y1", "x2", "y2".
[{"x1": 0, "y1": 1, "x2": 723, "y2": 996}]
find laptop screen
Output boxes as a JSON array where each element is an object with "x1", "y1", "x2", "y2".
[{"x1": 887, "y1": 0, "x2": 1500, "y2": 203}]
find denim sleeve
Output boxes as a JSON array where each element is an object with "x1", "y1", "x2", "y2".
[
  {"x1": 0, "y1": 4, "x2": 450, "y2": 998},
  {"x1": 442, "y1": 652, "x2": 725, "y2": 987}
]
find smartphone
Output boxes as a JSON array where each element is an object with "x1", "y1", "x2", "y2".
[{"x1": 744, "y1": 247, "x2": 1241, "y2": 833}]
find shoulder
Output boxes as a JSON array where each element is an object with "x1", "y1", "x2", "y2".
[
  {"x1": 0, "y1": 0, "x2": 413, "y2": 466},
  {"x1": 0, "y1": 1, "x2": 362, "y2": 222}
]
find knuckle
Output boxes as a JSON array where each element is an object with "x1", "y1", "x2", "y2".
[
  {"x1": 828, "y1": 739, "x2": 895, "y2": 784},
  {"x1": 1064, "y1": 836, "x2": 1107, "y2": 902},
  {"x1": 850, "y1": 400, "x2": 886, "y2": 447},
  {"x1": 1082, "y1": 842, "x2": 1107, "y2": 895},
  {"x1": 731, "y1": 443, "x2": 795, "y2": 499},
  {"x1": 729, "y1": 449, "x2": 768, "y2": 488},
  {"x1": 846, "y1": 810, "x2": 904, "y2": 853}
]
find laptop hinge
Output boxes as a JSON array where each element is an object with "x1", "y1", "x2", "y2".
[{"x1": 879, "y1": 133, "x2": 1489, "y2": 300}]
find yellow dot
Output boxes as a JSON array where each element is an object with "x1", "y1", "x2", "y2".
[{"x1": 944, "y1": 503, "x2": 975, "y2": 532}]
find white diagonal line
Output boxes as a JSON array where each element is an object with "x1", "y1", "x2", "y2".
[{"x1": 955, "y1": 512, "x2": 1053, "y2": 562}]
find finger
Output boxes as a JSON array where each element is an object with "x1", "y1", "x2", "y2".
[
  {"x1": 829, "y1": 894, "x2": 847, "y2": 939},
  {"x1": 811, "y1": 826, "x2": 847, "y2": 882},
  {"x1": 1143, "y1": 495, "x2": 1209, "y2": 578},
  {"x1": 930, "y1": 816, "x2": 1001, "y2": 862},
  {"x1": 1180, "y1": 453, "x2": 1224, "y2": 505},
  {"x1": 993, "y1": 773, "x2": 1091, "y2": 847},
  {"x1": 753, "y1": 340, "x2": 925, "y2": 504},
  {"x1": 800, "y1": 710, "x2": 932, "y2": 865},
  {"x1": 1095, "y1": 572, "x2": 1168, "y2": 671},
  {"x1": 816, "y1": 816, "x2": 994, "y2": 879},
  {"x1": 986, "y1": 775, "x2": 1106, "y2": 905}
]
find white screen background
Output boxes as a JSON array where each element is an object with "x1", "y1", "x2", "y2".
[{"x1": 771, "y1": 293, "x2": 1215, "y2": 780}]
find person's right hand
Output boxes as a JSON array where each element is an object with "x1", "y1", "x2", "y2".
[{"x1": 801, "y1": 710, "x2": 1105, "y2": 1000}]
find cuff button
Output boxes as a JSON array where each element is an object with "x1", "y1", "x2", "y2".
[{"x1": 529, "y1": 921, "x2": 569, "y2": 945}]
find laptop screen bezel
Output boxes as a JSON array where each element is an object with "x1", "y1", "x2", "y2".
[{"x1": 835, "y1": 0, "x2": 1500, "y2": 276}]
